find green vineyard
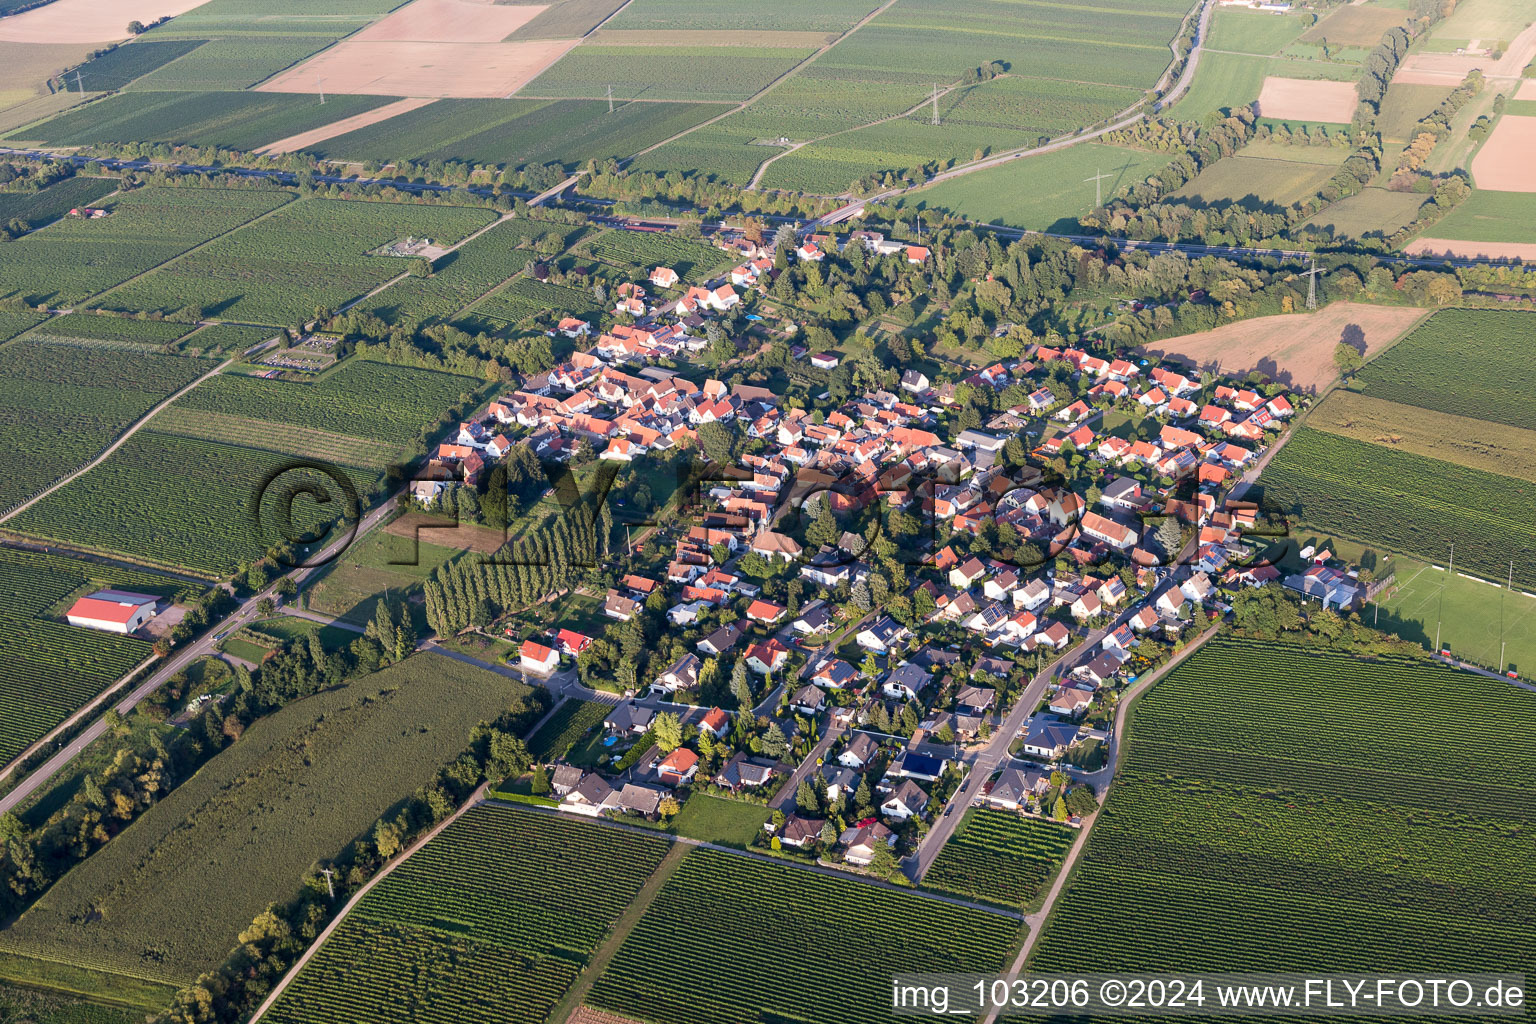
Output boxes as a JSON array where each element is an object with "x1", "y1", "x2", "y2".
[
  {"x1": 0, "y1": 340, "x2": 219, "y2": 513},
  {"x1": 589, "y1": 847, "x2": 1023, "y2": 1024},
  {"x1": 266, "y1": 806, "x2": 669, "y2": 1024},
  {"x1": 1027, "y1": 635, "x2": 1536, "y2": 999},
  {"x1": 8, "y1": 431, "x2": 377, "y2": 576},
  {"x1": 527, "y1": 699, "x2": 608, "y2": 761},
  {"x1": 923, "y1": 809, "x2": 1074, "y2": 910},
  {"x1": 1353, "y1": 309, "x2": 1536, "y2": 431},
  {"x1": 0, "y1": 548, "x2": 174, "y2": 765},
  {"x1": 1258, "y1": 427, "x2": 1536, "y2": 590}
]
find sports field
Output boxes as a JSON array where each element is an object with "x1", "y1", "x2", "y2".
[{"x1": 1370, "y1": 557, "x2": 1536, "y2": 677}]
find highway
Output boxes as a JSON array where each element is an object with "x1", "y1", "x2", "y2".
[{"x1": 0, "y1": 494, "x2": 399, "y2": 815}]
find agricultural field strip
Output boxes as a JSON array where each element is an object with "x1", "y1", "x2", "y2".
[
  {"x1": 0, "y1": 657, "x2": 541, "y2": 988},
  {"x1": 588, "y1": 844, "x2": 1023, "y2": 1024},
  {"x1": 0, "y1": 339, "x2": 224, "y2": 519},
  {"x1": 96, "y1": 199, "x2": 498, "y2": 325},
  {"x1": 261, "y1": 806, "x2": 671, "y2": 1024},
  {"x1": 1027, "y1": 635, "x2": 1535, "y2": 983},
  {"x1": 618, "y1": 0, "x2": 905, "y2": 164},
  {"x1": 0, "y1": 187, "x2": 295, "y2": 309},
  {"x1": 1261, "y1": 426, "x2": 1536, "y2": 589},
  {"x1": 1307, "y1": 390, "x2": 1536, "y2": 484},
  {"x1": 1353, "y1": 309, "x2": 1536, "y2": 430}
]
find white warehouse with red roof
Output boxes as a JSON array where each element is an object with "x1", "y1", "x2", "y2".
[{"x1": 65, "y1": 590, "x2": 160, "y2": 634}]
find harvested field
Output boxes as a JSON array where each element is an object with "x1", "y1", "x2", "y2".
[
  {"x1": 1308, "y1": 390, "x2": 1536, "y2": 484},
  {"x1": 256, "y1": 97, "x2": 436, "y2": 153},
  {"x1": 1520, "y1": 80, "x2": 1536, "y2": 101},
  {"x1": 1404, "y1": 237, "x2": 1536, "y2": 260},
  {"x1": 353, "y1": 0, "x2": 547, "y2": 42},
  {"x1": 1471, "y1": 114, "x2": 1536, "y2": 192},
  {"x1": 1256, "y1": 76, "x2": 1359, "y2": 123},
  {"x1": 1394, "y1": 24, "x2": 1536, "y2": 83},
  {"x1": 0, "y1": 0, "x2": 209, "y2": 43},
  {"x1": 258, "y1": 39, "x2": 578, "y2": 98},
  {"x1": 384, "y1": 511, "x2": 509, "y2": 555},
  {"x1": 1143, "y1": 302, "x2": 1427, "y2": 394},
  {"x1": 1300, "y1": 5, "x2": 1406, "y2": 46}
]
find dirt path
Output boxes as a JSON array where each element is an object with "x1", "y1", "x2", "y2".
[
  {"x1": 745, "y1": 80, "x2": 964, "y2": 190},
  {"x1": 550, "y1": 843, "x2": 688, "y2": 1024},
  {"x1": 246, "y1": 781, "x2": 492, "y2": 1024},
  {"x1": 982, "y1": 624, "x2": 1222, "y2": 1024},
  {"x1": 0, "y1": 356, "x2": 232, "y2": 525},
  {"x1": 256, "y1": 98, "x2": 438, "y2": 155}
]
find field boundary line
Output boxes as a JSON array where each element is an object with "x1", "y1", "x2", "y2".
[
  {"x1": 246, "y1": 779, "x2": 492, "y2": 1024},
  {"x1": 549, "y1": 842, "x2": 689, "y2": 1024},
  {"x1": 0, "y1": 356, "x2": 232, "y2": 527},
  {"x1": 621, "y1": 0, "x2": 901, "y2": 166},
  {"x1": 484, "y1": 798, "x2": 1026, "y2": 921},
  {"x1": 981, "y1": 623, "x2": 1222, "y2": 1024}
]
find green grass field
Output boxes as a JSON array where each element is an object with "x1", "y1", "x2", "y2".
[
  {"x1": 123, "y1": 38, "x2": 335, "y2": 91},
  {"x1": 1028, "y1": 633, "x2": 1536, "y2": 982},
  {"x1": 899, "y1": 143, "x2": 1175, "y2": 230},
  {"x1": 0, "y1": 654, "x2": 537, "y2": 992},
  {"x1": 1171, "y1": 150, "x2": 1346, "y2": 209},
  {"x1": 1370, "y1": 558, "x2": 1536, "y2": 676},
  {"x1": 305, "y1": 527, "x2": 461, "y2": 627},
  {"x1": 1302, "y1": 186, "x2": 1425, "y2": 239},
  {"x1": 671, "y1": 793, "x2": 769, "y2": 847},
  {"x1": 1420, "y1": 189, "x2": 1536, "y2": 243},
  {"x1": 1376, "y1": 82, "x2": 1455, "y2": 141}
]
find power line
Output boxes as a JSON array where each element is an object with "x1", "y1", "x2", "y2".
[
  {"x1": 607, "y1": 84, "x2": 613, "y2": 114},
  {"x1": 1305, "y1": 254, "x2": 1321, "y2": 310},
  {"x1": 931, "y1": 84, "x2": 939, "y2": 126},
  {"x1": 1499, "y1": 558, "x2": 1513, "y2": 674},
  {"x1": 1434, "y1": 542, "x2": 1452, "y2": 655},
  {"x1": 1084, "y1": 168, "x2": 1111, "y2": 208}
]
